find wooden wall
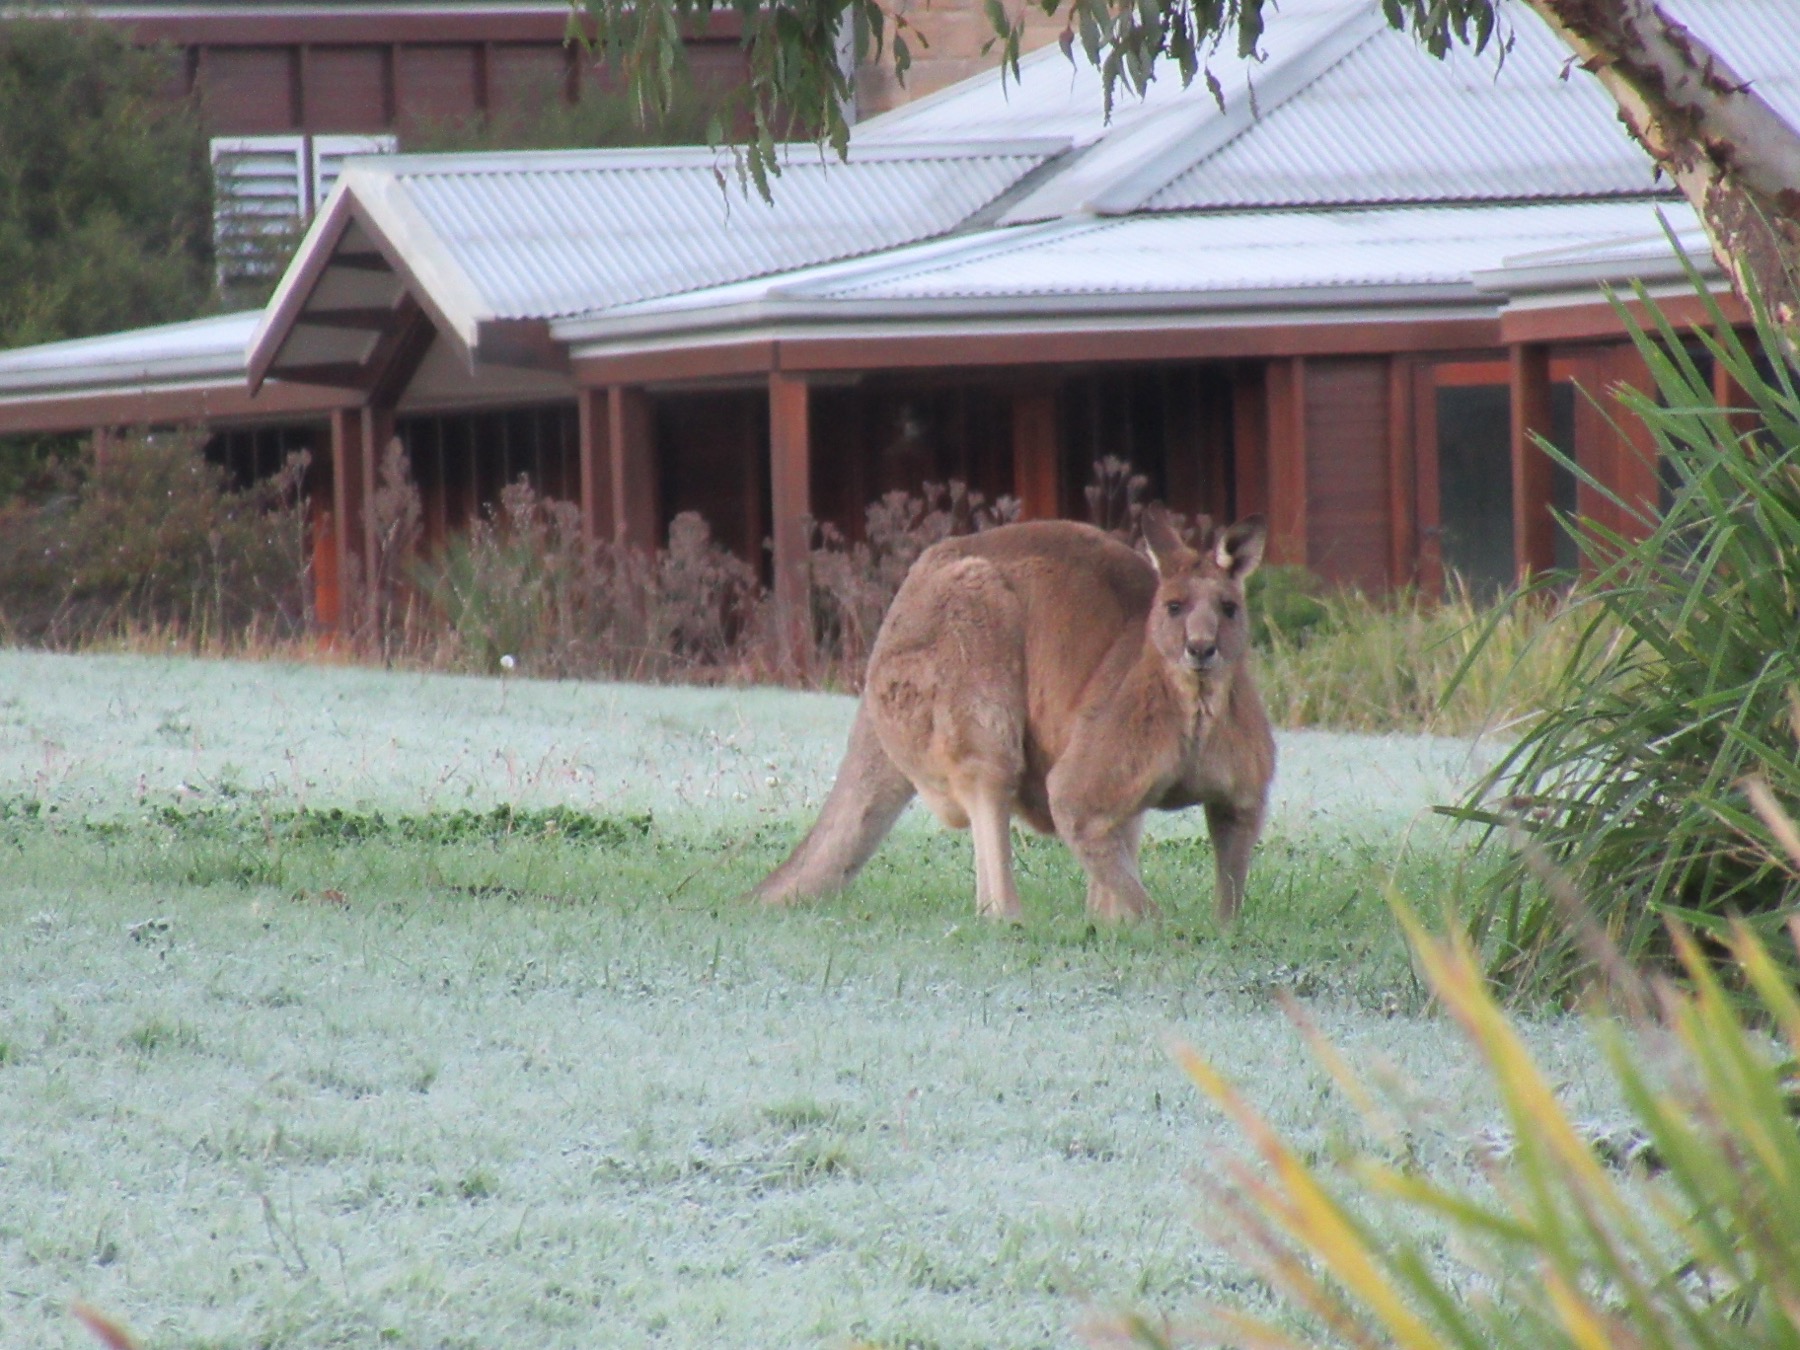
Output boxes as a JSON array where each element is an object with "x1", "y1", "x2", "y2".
[
  {"x1": 97, "y1": 8, "x2": 747, "y2": 137},
  {"x1": 400, "y1": 403, "x2": 580, "y2": 549},
  {"x1": 1302, "y1": 357, "x2": 1393, "y2": 593},
  {"x1": 657, "y1": 391, "x2": 769, "y2": 566}
]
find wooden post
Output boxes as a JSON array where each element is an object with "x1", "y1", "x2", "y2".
[
  {"x1": 1510, "y1": 343, "x2": 1557, "y2": 582},
  {"x1": 1604, "y1": 344, "x2": 1662, "y2": 543},
  {"x1": 576, "y1": 386, "x2": 611, "y2": 544},
  {"x1": 608, "y1": 385, "x2": 658, "y2": 551},
  {"x1": 1383, "y1": 357, "x2": 1417, "y2": 591},
  {"x1": 1569, "y1": 349, "x2": 1612, "y2": 573},
  {"x1": 1412, "y1": 366, "x2": 1444, "y2": 597},
  {"x1": 1265, "y1": 357, "x2": 1308, "y2": 568},
  {"x1": 769, "y1": 370, "x2": 813, "y2": 679},
  {"x1": 1010, "y1": 384, "x2": 1061, "y2": 519},
  {"x1": 89, "y1": 426, "x2": 116, "y2": 474}
]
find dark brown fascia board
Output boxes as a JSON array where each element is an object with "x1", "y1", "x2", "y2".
[
  {"x1": 475, "y1": 318, "x2": 571, "y2": 374},
  {"x1": 268, "y1": 361, "x2": 377, "y2": 390},
  {"x1": 1499, "y1": 290, "x2": 1749, "y2": 345},
  {"x1": 568, "y1": 318, "x2": 1501, "y2": 387},
  {"x1": 367, "y1": 295, "x2": 439, "y2": 405},
  {"x1": 572, "y1": 341, "x2": 778, "y2": 387},
  {"x1": 0, "y1": 379, "x2": 351, "y2": 436},
  {"x1": 86, "y1": 7, "x2": 743, "y2": 47}
]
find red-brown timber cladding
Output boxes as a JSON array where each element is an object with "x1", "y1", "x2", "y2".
[
  {"x1": 102, "y1": 10, "x2": 749, "y2": 137},
  {"x1": 1303, "y1": 356, "x2": 1392, "y2": 593},
  {"x1": 1386, "y1": 356, "x2": 1418, "y2": 590},
  {"x1": 1230, "y1": 364, "x2": 1270, "y2": 525}
]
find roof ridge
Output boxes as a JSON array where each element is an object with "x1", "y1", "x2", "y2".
[
  {"x1": 367, "y1": 139, "x2": 1068, "y2": 178},
  {"x1": 1078, "y1": 5, "x2": 1389, "y2": 217},
  {"x1": 992, "y1": 2, "x2": 1386, "y2": 224}
]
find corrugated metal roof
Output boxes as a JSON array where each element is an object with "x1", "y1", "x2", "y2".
[
  {"x1": 0, "y1": 311, "x2": 256, "y2": 396},
  {"x1": 867, "y1": 0, "x2": 1800, "y2": 219},
  {"x1": 806, "y1": 202, "x2": 1704, "y2": 303},
  {"x1": 852, "y1": 0, "x2": 1358, "y2": 151},
  {"x1": 1142, "y1": 17, "x2": 1655, "y2": 209},
  {"x1": 1139, "y1": 0, "x2": 1800, "y2": 212},
  {"x1": 557, "y1": 201, "x2": 1703, "y2": 351},
  {"x1": 373, "y1": 142, "x2": 1064, "y2": 323},
  {"x1": 1662, "y1": 0, "x2": 1800, "y2": 127}
]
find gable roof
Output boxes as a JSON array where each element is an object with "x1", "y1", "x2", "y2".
[
  {"x1": 858, "y1": 0, "x2": 1800, "y2": 221},
  {"x1": 247, "y1": 138, "x2": 1066, "y2": 388}
]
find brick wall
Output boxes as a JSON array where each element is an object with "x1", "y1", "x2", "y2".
[{"x1": 856, "y1": 0, "x2": 1065, "y2": 115}]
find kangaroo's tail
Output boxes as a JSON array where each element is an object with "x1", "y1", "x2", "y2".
[{"x1": 753, "y1": 701, "x2": 915, "y2": 904}]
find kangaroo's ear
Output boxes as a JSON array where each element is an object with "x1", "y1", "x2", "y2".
[
  {"x1": 1141, "y1": 504, "x2": 1192, "y2": 576},
  {"x1": 1215, "y1": 515, "x2": 1267, "y2": 581}
]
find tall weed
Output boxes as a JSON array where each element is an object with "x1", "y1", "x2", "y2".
[{"x1": 414, "y1": 478, "x2": 762, "y2": 681}]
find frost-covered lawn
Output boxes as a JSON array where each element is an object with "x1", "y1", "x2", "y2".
[{"x1": 0, "y1": 651, "x2": 1597, "y2": 1349}]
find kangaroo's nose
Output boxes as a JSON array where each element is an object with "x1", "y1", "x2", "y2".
[{"x1": 1187, "y1": 640, "x2": 1218, "y2": 666}]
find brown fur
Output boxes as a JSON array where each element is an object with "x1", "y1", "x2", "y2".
[{"x1": 753, "y1": 508, "x2": 1275, "y2": 922}]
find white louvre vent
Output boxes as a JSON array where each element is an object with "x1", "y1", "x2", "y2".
[{"x1": 211, "y1": 134, "x2": 396, "y2": 287}]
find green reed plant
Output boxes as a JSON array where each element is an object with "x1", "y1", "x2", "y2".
[{"x1": 1446, "y1": 281, "x2": 1800, "y2": 993}]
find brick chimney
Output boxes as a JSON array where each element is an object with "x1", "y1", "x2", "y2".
[{"x1": 856, "y1": 0, "x2": 1066, "y2": 116}]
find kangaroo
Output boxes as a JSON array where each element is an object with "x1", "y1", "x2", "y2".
[{"x1": 754, "y1": 506, "x2": 1275, "y2": 923}]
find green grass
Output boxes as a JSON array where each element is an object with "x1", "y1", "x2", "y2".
[{"x1": 0, "y1": 649, "x2": 1586, "y2": 1348}]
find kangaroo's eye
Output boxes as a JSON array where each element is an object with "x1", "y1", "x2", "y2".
[
  {"x1": 1165, "y1": 600, "x2": 1184, "y2": 617},
  {"x1": 1220, "y1": 600, "x2": 1240, "y2": 620}
]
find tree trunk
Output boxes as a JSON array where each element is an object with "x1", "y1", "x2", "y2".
[{"x1": 1520, "y1": 0, "x2": 1800, "y2": 332}]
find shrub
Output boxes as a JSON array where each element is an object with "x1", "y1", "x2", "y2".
[
  {"x1": 0, "y1": 431, "x2": 309, "y2": 647},
  {"x1": 1448, "y1": 284, "x2": 1800, "y2": 992}
]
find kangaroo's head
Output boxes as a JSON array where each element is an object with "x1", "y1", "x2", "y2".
[{"x1": 1141, "y1": 506, "x2": 1267, "y2": 679}]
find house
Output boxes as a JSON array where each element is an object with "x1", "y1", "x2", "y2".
[{"x1": 0, "y1": 0, "x2": 1794, "y2": 665}]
